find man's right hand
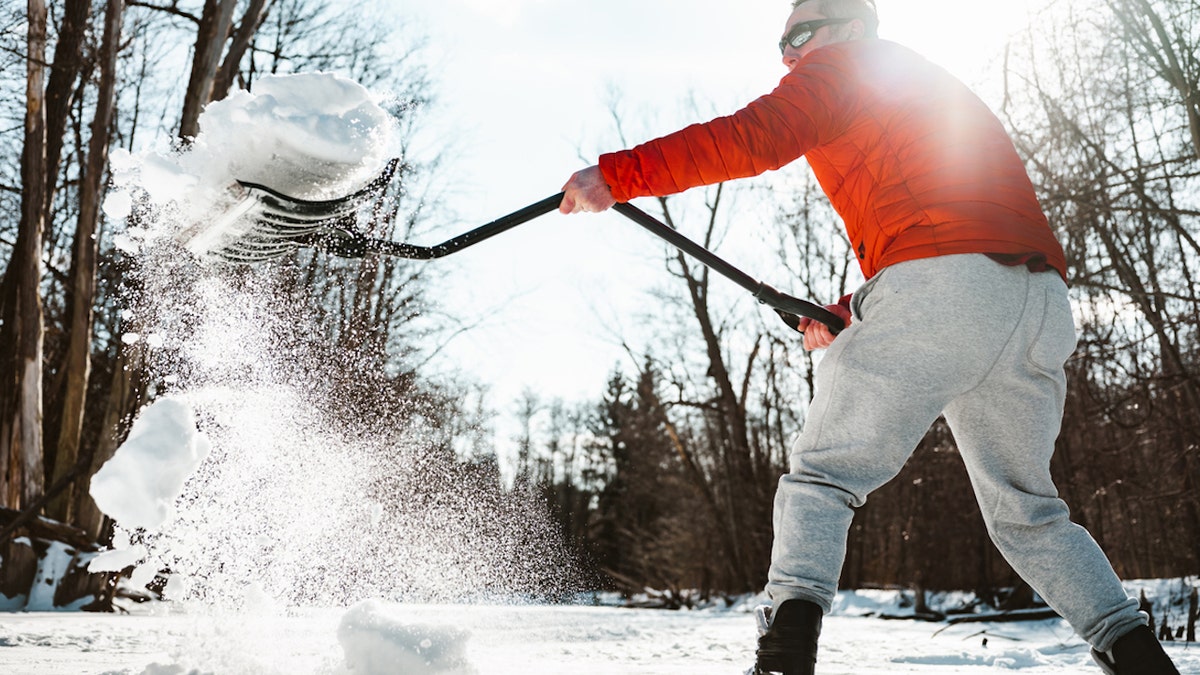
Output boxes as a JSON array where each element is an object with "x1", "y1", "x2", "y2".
[
  {"x1": 798, "y1": 303, "x2": 851, "y2": 351},
  {"x1": 560, "y1": 165, "x2": 617, "y2": 214}
]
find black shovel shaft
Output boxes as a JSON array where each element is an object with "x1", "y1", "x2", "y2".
[
  {"x1": 370, "y1": 193, "x2": 564, "y2": 259},
  {"x1": 611, "y1": 202, "x2": 844, "y2": 333},
  {"x1": 350, "y1": 192, "x2": 843, "y2": 333}
]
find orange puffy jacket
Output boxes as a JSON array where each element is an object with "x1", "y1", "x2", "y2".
[{"x1": 598, "y1": 39, "x2": 1066, "y2": 281}]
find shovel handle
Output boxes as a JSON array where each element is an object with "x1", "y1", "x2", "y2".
[
  {"x1": 368, "y1": 193, "x2": 564, "y2": 259},
  {"x1": 611, "y1": 201, "x2": 845, "y2": 334},
  {"x1": 340, "y1": 192, "x2": 844, "y2": 334}
]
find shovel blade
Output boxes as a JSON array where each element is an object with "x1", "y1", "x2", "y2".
[
  {"x1": 240, "y1": 157, "x2": 399, "y2": 221},
  {"x1": 177, "y1": 158, "x2": 400, "y2": 263}
]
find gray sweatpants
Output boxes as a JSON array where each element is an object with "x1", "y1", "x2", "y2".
[{"x1": 766, "y1": 253, "x2": 1144, "y2": 652}]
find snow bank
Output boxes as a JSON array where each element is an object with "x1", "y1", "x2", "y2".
[
  {"x1": 338, "y1": 600, "x2": 475, "y2": 675},
  {"x1": 89, "y1": 397, "x2": 210, "y2": 531}
]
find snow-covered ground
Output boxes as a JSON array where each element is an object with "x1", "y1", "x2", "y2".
[{"x1": 2, "y1": 593, "x2": 1198, "y2": 674}]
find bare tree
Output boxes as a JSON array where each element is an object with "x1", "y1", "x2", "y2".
[
  {"x1": 212, "y1": 0, "x2": 271, "y2": 98},
  {"x1": 40, "y1": 0, "x2": 88, "y2": 216},
  {"x1": 1105, "y1": 0, "x2": 1200, "y2": 157},
  {"x1": 178, "y1": 0, "x2": 238, "y2": 140},
  {"x1": 0, "y1": 0, "x2": 49, "y2": 510},
  {"x1": 997, "y1": 0, "x2": 1200, "y2": 578},
  {"x1": 46, "y1": 0, "x2": 126, "y2": 523}
]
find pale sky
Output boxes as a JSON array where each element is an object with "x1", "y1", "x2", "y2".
[{"x1": 401, "y1": 0, "x2": 1038, "y2": 423}]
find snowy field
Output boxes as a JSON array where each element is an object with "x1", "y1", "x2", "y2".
[{"x1": 2, "y1": 594, "x2": 1198, "y2": 674}]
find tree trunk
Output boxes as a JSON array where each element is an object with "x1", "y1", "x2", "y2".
[
  {"x1": 179, "y1": 0, "x2": 238, "y2": 140},
  {"x1": 652, "y1": 189, "x2": 772, "y2": 591},
  {"x1": 0, "y1": 0, "x2": 50, "y2": 511},
  {"x1": 41, "y1": 0, "x2": 89, "y2": 215},
  {"x1": 47, "y1": 0, "x2": 126, "y2": 524},
  {"x1": 212, "y1": 0, "x2": 270, "y2": 101}
]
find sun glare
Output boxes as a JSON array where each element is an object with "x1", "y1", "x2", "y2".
[{"x1": 883, "y1": 0, "x2": 1038, "y2": 81}]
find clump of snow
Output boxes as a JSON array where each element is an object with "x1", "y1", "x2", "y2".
[
  {"x1": 190, "y1": 72, "x2": 392, "y2": 198},
  {"x1": 89, "y1": 397, "x2": 211, "y2": 531},
  {"x1": 338, "y1": 600, "x2": 475, "y2": 675},
  {"x1": 103, "y1": 187, "x2": 133, "y2": 220},
  {"x1": 88, "y1": 545, "x2": 148, "y2": 573},
  {"x1": 105, "y1": 72, "x2": 395, "y2": 259}
]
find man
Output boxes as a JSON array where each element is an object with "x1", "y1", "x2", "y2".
[{"x1": 559, "y1": 1, "x2": 1182, "y2": 674}]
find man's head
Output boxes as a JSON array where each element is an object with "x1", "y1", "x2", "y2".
[{"x1": 782, "y1": 0, "x2": 878, "y2": 70}]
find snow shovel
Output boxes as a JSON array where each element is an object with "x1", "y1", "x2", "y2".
[{"x1": 187, "y1": 163, "x2": 845, "y2": 334}]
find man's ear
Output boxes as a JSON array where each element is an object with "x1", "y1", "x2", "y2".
[{"x1": 848, "y1": 18, "x2": 867, "y2": 39}]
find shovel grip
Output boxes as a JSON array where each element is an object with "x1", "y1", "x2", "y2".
[{"x1": 752, "y1": 283, "x2": 845, "y2": 335}]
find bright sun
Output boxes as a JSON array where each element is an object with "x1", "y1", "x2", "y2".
[{"x1": 882, "y1": 0, "x2": 1038, "y2": 80}]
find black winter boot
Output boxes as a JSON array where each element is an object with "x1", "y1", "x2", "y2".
[
  {"x1": 1091, "y1": 625, "x2": 1181, "y2": 675},
  {"x1": 753, "y1": 599, "x2": 823, "y2": 675}
]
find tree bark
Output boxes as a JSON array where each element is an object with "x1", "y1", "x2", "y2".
[
  {"x1": 41, "y1": 0, "x2": 90, "y2": 215},
  {"x1": 0, "y1": 506, "x2": 96, "y2": 552},
  {"x1": 0, "y1": 0, "x2": 50, "y2": 511},
  {"x1": 212, "y1": 0, "x2": 270, "y2": 101},
  {"x1": 179, "y1": 0, "x2": 238, "y2": 140},
  {"x1": 47, "y1": 0, "x2": 126, "y2": 524}
]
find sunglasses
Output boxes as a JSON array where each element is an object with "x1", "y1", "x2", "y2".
[{"x1": 779, "y1": 18, "x2": 854, "y2": 54}]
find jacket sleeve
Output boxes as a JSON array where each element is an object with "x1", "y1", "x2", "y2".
[{"x1": 598, "y1": 48, "x2": 856, "y2": 203}]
